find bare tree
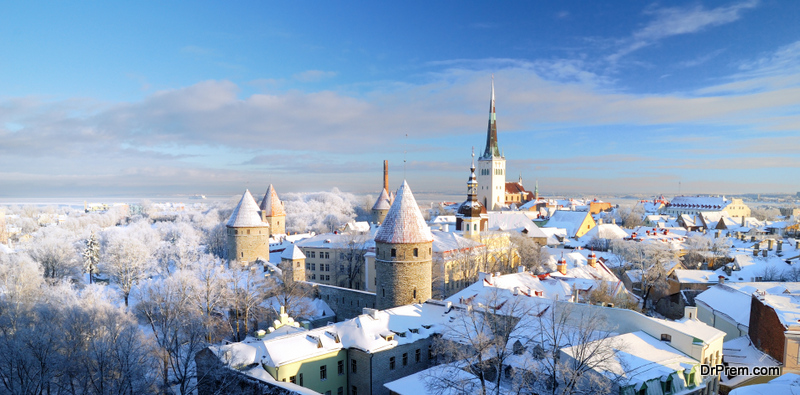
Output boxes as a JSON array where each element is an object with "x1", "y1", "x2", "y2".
[
  {"x1": 610, "y1": 239, "x2": 675, "y2": 309},
  {"x1": 615, "y1": 204, "x2": 644, "y2": 229},
  {"x1": 266, "y1": 261, "x2": 316, "y2": 321},
  {"x1": 334, "y1": 233, "x2": 370, "y2": 289},
  {"x1": 229, "y1": 268, "x2": 269, "y2": 341},
  {"x1": 190, "y1": 255, "x2": 233, "y2": 343},
  {"x1": 136, "y1": 272, "x2": 209, "y2": 394},
  {"x1": 511, "y1": 233, "x2": 550, "y2": 274}
]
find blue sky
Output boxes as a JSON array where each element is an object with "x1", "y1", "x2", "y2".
[{"x1": 1, "y1": 1, "x2": 798, "y2": 198}]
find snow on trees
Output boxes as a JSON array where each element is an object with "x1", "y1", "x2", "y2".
[{"x1": 100, "y1": 224, "x2": 158, "y2": 306}]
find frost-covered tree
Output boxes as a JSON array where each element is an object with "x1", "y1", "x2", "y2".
[
  {"x1": 28, "y1": 227, "x2": 81, "y2": 281},
  {"x1": 610, "y1": 239, "x2": 675, "y2": 309},
  {"x1": 283, "y1": 188, "x2": 363, "y2": 233},
  {"x1": 190, "y1": 255, "x2": 232, "y2": 343},
  {"x1": 101, "y1": 228, "x2": 156, "y2": 306},
  {"x1": 82, "y1": 232, "x2": 101, "y2": 284}
]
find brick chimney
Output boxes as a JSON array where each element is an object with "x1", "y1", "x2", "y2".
[
  {"x1": 557, "y1": 256, "x2": 567, "y2": 275},
  {"x1": 588, "y1": 251, "x2": 597, "y2": 268},
  {"x1": 383, "y1": 160, "x2": 389, "y2": 192}
]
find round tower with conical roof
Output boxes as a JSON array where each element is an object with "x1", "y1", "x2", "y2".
[
  {"x1": 371, "y1": 188, "x2": 391, "y2": 224},
  {"x1": 226, "y1": 189, "x2": 270, "y2": 266},
  {"x1": 259, "y1": 184, "x2": 286, "y2": 237},
  {"x1": 374, "y1": 181, "x2": 434, "y2": 310}
]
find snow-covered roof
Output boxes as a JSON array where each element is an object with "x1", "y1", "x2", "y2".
[
  {"x1": 672, "y1": 269, "x2": 720, "y2": 284},
  {"x1": 259, "y1": 184, "x2": 285, "y2": 217},
  {"x1": 280, "y1": 244, "x2": 306, "y2": 260},
  {"x1": 715, "y1": 253, "x2": 800, "y2": 283},
  {"x1": 544, "y1": 248, "x2": 620, "y2": 282},
  {"x1": 577, "y1": 223, "x2": 628, "y2": 243},
  {"x1": 657, "y1": 317, "x2": 726, "y2": 344},
  {"x1": 343, "y1": 221, "x2": 371, "y2": 233},
  {"x1": 295, "y1": 231, "x2": 376, "y2": 249},
  {"x1": 446, "y1": 271, "x2": 574, "y2": 307},
  {"x1": 543, "y1": 210, "x2": 591, "y2": 237},
  {"x1": 488, "y1": 212, "x2": 547, "y2": 238},
  {"x1": 431, "y1": 231, "x2": 482, "y2": 254},
  {"x1": 227, "y1": 190, "x2": 269, "y2": 228},
  {"x1": 695, "y1": 285, "x2": 752, "y2": 328},
  {"x1": 561, "y1": 331, "x2": 698, "y2": 387},
  {"x1": 372, "y1": 188, "x2": 392, "y2": 211},
  {"x1": 668, "y1": 196, "x2": 728, "y2": 210},
  {"x1": 383, "y1": 363, "x2": 497, "y2": 395},
  {"x1": 375, "y1": 181, "x2": 433, "y2": 244},
  {"x1": 729, "y1": 373, "x2": 800, "y2": 395},
  {"x1": 721, "y1": 336, "x2": 781, "y2": 388}
]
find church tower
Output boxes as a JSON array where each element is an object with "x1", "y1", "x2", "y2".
[
  {"x1": 260, "y1": 184, "x2": 286, "y2": 236},
  {"x1": 374, "y1": 181, "x2": 433, "y2": 310},
  {"x1": 477, "y1": 77, "x2": 506, "y2": 211},
  {"x1": 226, "y1": 190, "x2": 270, "y2": 266},
  {"x1": 456, "y1": 151, "x2": 488, "y2": 239}
]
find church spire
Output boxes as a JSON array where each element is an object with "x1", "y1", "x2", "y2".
[{"x1": 482, "y1": 75, "x2": 501, "y2": 159}]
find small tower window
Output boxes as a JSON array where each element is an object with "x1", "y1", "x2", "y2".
[
  {"x1": 413, "y1": 289, "x2": 417, "y2": 299},
  {"x1": 391, "y1": 249, "x2": 396, "y2": 257},
  {"x1": 247, "y1": 229, "x2": 250, "y2": 235},
  {"x1": 413, "y1": 248, "x2": 418, "y2": 257},
  {"x1": 241, "y1": 252, "x2": 244, "y2": 258}
]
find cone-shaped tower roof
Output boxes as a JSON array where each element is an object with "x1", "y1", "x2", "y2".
[
  {"x1": 372, "y1": 188, "x2": 392, "y2": 211},
  {"x1": 259, "y1": 184, "x2": 285, "y2": 217},
  {"x1": 227, "y1": 190, "x2": 269, "y2": 227},
  {"x1": 481, "y1": 76, "x2": 502, "y2": 159},
  {"x1": 375, "y1": 181, "x2": 433, "y2": 244}
]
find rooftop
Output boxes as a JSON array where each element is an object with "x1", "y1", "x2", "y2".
[{"x1": 374, "y1": 180, "x2": 433, "y2": 244}]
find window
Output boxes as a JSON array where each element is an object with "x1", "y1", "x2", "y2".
[
  {"x1": 402, "y1": 353, "x2": 408, "y2": 366},
  {"x1": 311, "y1": 274, "x2": 316, "y2": 280},
  {"x1": 289, "y1": 375, "x2": 296, "y2": 384},
  {"x1": 413, "y1": 289, "x2": 416, "y2": 299},
  {"x1": 352, "y1": 386, "x2": 358, "y2": 395},
  {"x1": 389, "y1": 357, "x2": 395, "y2": 370},
  {"x1": 413, "y1": 248, "x2": 418, "y2": 257},
  {"x1": 415, "y1": 349, "x2": 421, "y2": 362},
  {"x1": 325, "y1": 264, "x2": 330, "y2": 272},
  {"x1": 299, "y1": 373, "x2": 303, "y2": 386},
  {"x1": 351, "y1": 359, "x2": 357, "y2": 373},
  {"x1": 661, "y1": 334, "x2": 672, "y2": 342},
  {"x1": 311, "y1": 263, "x2": 316, "y2": 271},
  {"x1": 320, "y1": 365, "x2": 327, "y2": 380},
  {"x1": 391, "y1": 248, "x2": 396, "y2": 257},
  {"x1": 306, "y1": 263, "x2": 310, "y2": 270},
  {"x1": 338, "y1": 388, "x2": 343, "y2": 395},
  {"x1": 338, "y1": 360, "x2": 344, "y2": 375},
  {"x1": 325, "y1": 391, "x2": 331, "y2": 395},
  {"x1": 324, "y1": 252, "x2": 330, "y2": 259}
]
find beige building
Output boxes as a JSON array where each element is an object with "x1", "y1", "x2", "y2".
[
  {"x1": 226, "y1": 189, "x2": 270, "y2": 266},
  {"x1": 259, "y1": 184, "x2": 286, "y2": 236}
]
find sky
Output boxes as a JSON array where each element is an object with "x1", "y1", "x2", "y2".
[{"x1": 1, "y1": 1, "x2": 799, "y2": 198}]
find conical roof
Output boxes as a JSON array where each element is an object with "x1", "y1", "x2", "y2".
[
  {"x1": 375, "y1": 181, "x2": 433, "y2": 244},
  {"x1": 227, "y1": 190, "x2": 269, "y2": 228},
  {"x1": 280, "y1": 244, "x2": 306, "y2": 260},
  {"x1": 372, "y1": 188, "x2": 392, "y2": 211},
  {"x1": 259, "y1": 184, "x2": 285, "y2": 217}
]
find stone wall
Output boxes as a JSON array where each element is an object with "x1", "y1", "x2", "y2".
[
  {"x1": 375, "y1": 241, "x2": 433, "y2": 310},
  {"x1": 312, "y1": 283, "x2": 376, "y2": 322},
  {"x1": 226, "y1": 226, "x2": 269, "y2": 265},
  {"x1": 265, "y1": 214, "x2": 285, "y2": 236}
]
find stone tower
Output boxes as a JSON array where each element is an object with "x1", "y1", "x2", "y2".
[
  {"x1": 260, "y1": 184, "x2": 286, "y2": 236},
  {"x1": 374, "y1": 181, "x2": 434, "y2": 310},
  {"x1": 456, "y1": 151, "x2": 488, "y2": 239},
  {"x1": 371, "y1": 161, "x2": 392, "y2": 224},
  {"x1": 280, "y1": 244, "x2": 306, "y2": 282},
  {"x1": 226, "y1": 190, "x2": 270, "y2": 266},
  {"x1": 372, "y1": 188, "x2": 391, "y2": 224},
  {"x1": 477, "y1": 76, "x2": 506, "y2": 211}
]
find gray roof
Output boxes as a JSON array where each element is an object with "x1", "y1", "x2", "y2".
[
  {"x1": 227, "y1": 189, "x2": 269, "y2": 228},
  {"x1": 281, "y1": 244, "x2": 306, "y2": 260}
]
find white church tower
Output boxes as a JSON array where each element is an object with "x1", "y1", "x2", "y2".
[{"x1": 477, "y1": 76, "x2": 506, "y2": 211}]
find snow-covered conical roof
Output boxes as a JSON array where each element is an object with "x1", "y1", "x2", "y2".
[
  {"x1": 227, "y1": 190, "x2": 269, "y2": 228},
  {"x1": 372, "y1": 188, "x2": 392, "y2": 211},
  {"x1": 375, "y1": 181, "x2": 433, "y2": 244},
  {"x1": 280, "y1": 244, "x2": 306, "y2": 260},
  {"x1": 259, "y1": 184, "x2": 286, "y2": 217}
]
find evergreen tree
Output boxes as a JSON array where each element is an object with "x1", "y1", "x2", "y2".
[{"x1": 82, "y1": 232, "x2": 100, "y2": 284}]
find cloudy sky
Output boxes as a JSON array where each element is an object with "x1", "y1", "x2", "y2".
[{"x1": 1, "y1": 1, "x2": 799, "y2": 198}]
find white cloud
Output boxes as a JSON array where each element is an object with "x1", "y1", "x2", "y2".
[{"x1": 608, "y1": 0, "x2": 758, "y2": 63}]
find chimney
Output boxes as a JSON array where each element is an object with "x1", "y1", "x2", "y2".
[
  {"x1": 768, "y1": 239, "x2": 775, "y2": 250},
  {"x1": 718, "y1": 276, "x2": 725, "y2": 285},
  {"x1": 684, "y1": 306, "x2": 698, "y2": 320},
  {"x1": 777, "y1": 240, "x2": 783, "y2": 252},
  {"x1": 517, "y1": 265, "x2": 526, "y2": 273},
  {"x1": 383, "y1": 160, "x2": 389, "y2": 192},
  {"x1": 557, "y1": 256, "x2": 567, "y2": 275},
  {"x1": 762, "y1": 249, "x2": 768, "y2": 257},
  {"x1": 588, "y1": 252, "x2": 597, "y2": 268}
]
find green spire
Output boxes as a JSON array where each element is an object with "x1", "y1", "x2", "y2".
[{"x1": 482, "y1": 76, "x2": 501, "y2": 159}]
